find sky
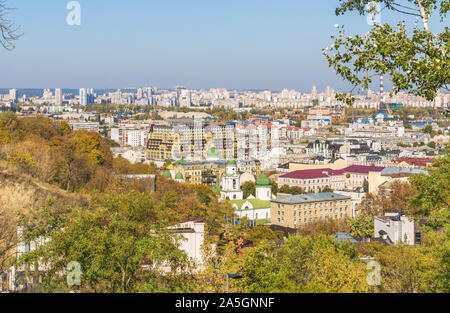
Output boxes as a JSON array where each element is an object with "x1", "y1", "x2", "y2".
[{"x1": 0, "y1": 0, "x2": 445, "y2": 92}]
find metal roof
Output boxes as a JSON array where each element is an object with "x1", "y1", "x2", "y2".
[{"x1": 271, "y1": 192, "x2": 350, "y2": 204}]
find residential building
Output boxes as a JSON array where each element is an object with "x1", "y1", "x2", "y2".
[
  {"x1": 271, "y1": 192, "x2": 352, "y2": 228},
  {"x1": 374, "y1": 213, "x2": 417, "y2": 245}
]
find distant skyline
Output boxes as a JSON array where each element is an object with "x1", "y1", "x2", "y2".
[{"x1": 1, "y1": 0, "x2": 438, "y2": 91}]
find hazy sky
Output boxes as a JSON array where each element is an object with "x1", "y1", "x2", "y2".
[{"x1": 0, "y1": 0, "x2": 442, "y2": 91}]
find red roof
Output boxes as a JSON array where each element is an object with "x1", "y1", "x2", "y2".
[
  {"x1": 343, "y1": 165, "x2": 384, "y2": 174},
  {"x1": 395, "y1": 157, "x2": 433, "y2": 167},
  {"x1": 281, "y1": 168, "x2": 335, "y2": 179}
]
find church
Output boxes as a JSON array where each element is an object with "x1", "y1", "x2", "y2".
[{"x1": 220, "y1": 160, "x2": 274, "y2": 224}]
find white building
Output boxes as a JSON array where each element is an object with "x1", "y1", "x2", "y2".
[
  {"x1": 169, "y1": 217, "x2": 205, "y2": 268},
  {"x1": 220, "y1": 160, "x2": 244, "y2": 200},
  {"x1": 374, "y1": 213, "x2": 416, "y2": 245},
  {"x1": 55, "y1": 88, "x2": 63, "y2": 106},
  {"x1": 79, "y1": 88, "x2": 87, "y2": 106}
]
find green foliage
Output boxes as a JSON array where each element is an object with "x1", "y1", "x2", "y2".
[
  {"x1": 241, "y1": 235, "x2": 370, "y2": 293},
  {"x1": 423, "y1": 124, "x2": 433, "y2": 134},
  {"x1": 347, "y1": 215, "x2": 374, "y2": 239},
  {"x1": 325, "y1": 0, "x2": 450, "y2": 104},
  {"x1": 18, "y1": 192, "x2": 194, "y2": 293},
  {"x1": 241, "y1": 181, "x2": 256, "y2": 198},
  {"x1": 279, "y1": 185, "x2": 304, "y2": 195},
  {"x1": 409, "y1": 155, "x2": 450, "y2": 218}
]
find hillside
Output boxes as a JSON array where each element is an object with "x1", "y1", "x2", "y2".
[{"x1": 0, "y1": 163, "x2": 89, "y2": 215}]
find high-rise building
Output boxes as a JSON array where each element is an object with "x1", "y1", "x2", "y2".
[
  {"x1": 137, "y1": 87, "x2": 143, "y2": 100},
  {"x1": 79, "y1": 88, "x2": 87, "y2": 106},
  {"x1": 312, "y1": 85, "x2": 317, "y2": 100},
  {"x1": 9, "y1": 89, "x2": 17, "y2": 102},
  {"x1": 55, "y1": 88, "x2": 63, "y2": 106}
]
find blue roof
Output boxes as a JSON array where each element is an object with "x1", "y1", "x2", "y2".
[
  {"x1": 272, "y1": 192, "x2": 350, "y2": 204},
  {"x1": 333, "y1": 232, "x2": 358, "y2": 243}
]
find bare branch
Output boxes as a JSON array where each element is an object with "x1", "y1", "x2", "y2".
[{"x1": 0, "y1": 0, "x2": 22, "y2": 51}]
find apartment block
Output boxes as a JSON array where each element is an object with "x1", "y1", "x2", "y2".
[{"x1": 270, "y1": 192, "x2": 351, "y2": 228}]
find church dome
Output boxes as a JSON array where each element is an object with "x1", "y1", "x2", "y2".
[
  {"x1": 226, "y1": 159, "x2": 237, "y2": 166},
  {"x1": 207, "y1": 146, "x2": 220, "y2": 158},
  {"x1": 162, "y1": 170, "x2": 172, "y2": 178},
  {"x1": 256, "y1": 171, "x2": 271, "y2": 187}
]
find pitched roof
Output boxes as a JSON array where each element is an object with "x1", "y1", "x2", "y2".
[
  {"x1": 343, "y1": 165, "x2": 384, "y2": 174},
  {"x1": 231, "y1": 199, "x2": 271, "y2": 210},
  {"x1": 280, "y1": 168, "x2": 344, "y2": 180}
]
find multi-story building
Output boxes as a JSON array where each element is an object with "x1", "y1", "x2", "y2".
[
  {"x1": 146, "y1": 122, "x2": 237, "y2": 162},
  {"x1": 169, "y1": 159, "x2": 260, "y2": 188},
  {"x1": 55, "y1": 88, "x2": 62, "y2": 106},
  {"x1": 278, "y1": 168, "x2": 345, "y2": 192},
  {"x1": 70, "y1": 122, "x2": 100, "y2": 133},
  {"x1": 374, "y1": 213, "x2": 417, "y2": 245},
  {"x1": 278, "y1": 165, "x2": 385, "y2": 192},
  {"x1": 270, "y1": 192, "x2": 352, "y2": 229}
]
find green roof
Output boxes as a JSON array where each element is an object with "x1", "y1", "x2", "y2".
[
  {"x1": 207, "y1": 146, "x2": 220, "y2": 157},
  {"x1": 175, "y1": 172, "x2": 183, "y2": 179},
  {"x1": 226, "y1": 160, "x2": 237, "y2": 165},
  {"x1": 230, "y1": 199, "x2": 271, "y2": 210},
  {"x1": 175, "y1": 158, "x2": 187, "y2": 165},
  {"x1": 162, "y1": 170, "x2": 172, "y2": 178},
  {"x1": 256, "y1": 171, "x2": 271, "y2": 187}
]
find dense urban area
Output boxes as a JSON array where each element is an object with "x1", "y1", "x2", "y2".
[
  {"x1": 0, "y1": 85, "x2": 448, "y2": 293},
  {"x1": 0, "y1": 0, "x2": 449, "y2": 296}
]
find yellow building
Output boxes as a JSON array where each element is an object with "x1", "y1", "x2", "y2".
[
  {"x1": 270, "y1": 192, "x2": 351, "y2": 229},
  {"x1": 146, "y1": 123, "x2": 237, "y2": 161},
  {"x1": 169, "y1": 159, "x2": 261, "y2": 188}
]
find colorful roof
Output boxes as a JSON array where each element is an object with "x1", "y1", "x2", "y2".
[
  {"x1": 343, "y1": 165, "x2": 384, "y2": 174},
  {"x1": 280, "y1": 168, "x2": 344, "y2": 180},
  {"x1": 175, "y1": 158, "x2": 187, "y2": 165},
  {"x1": 162, "y1": 170, "x2": 172, "y2": 178},
  {"x1": 231, "y1": 199, "x2": 271, "y2": 210},
  {"x1": 226, "y1": 159, "x2": 237, "y2": 166},
  {"x1": 206, "y1": 146, "x2": 220, "y2": 158},
  {"x1": 256, "y1": 171, "x2": 272, "y2": 186},
  {"x1": 175, "y1": 172, "x2": 183, "y2": 180}
]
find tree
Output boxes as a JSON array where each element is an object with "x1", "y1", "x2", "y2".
[
  {"x1": 0, "y1": 0, "x2": 22, "y2": 50},
  {"x1": 423, "y1": 124, "x2": 433, "y2": 134},
  {"x1": 279, "y1": 185, "x2": 304, "y2": 195},
  {"x1": 363, "y1": 178, "x2": 369, "y2": 193},
  {"x1": 18, "y1": 192, "x2": 195, "y2": 293},
  {"x1": 347, "y1": 215, "x2": 374, "y2": 239},
  {"x1": 324, "y1": 0, "x2": 449, "y2": 105},
  {"x1": 408, "y1": 155, "x2": 450, "y2": 219},
  {"x1": 0, "y1": 206, "x2": 16, "y2": 275},
  {"x1": 241, "y1": 235, "x2": 371, "y2": 293},
  {"x1": 241, "y1": 181, "x2": 256, "y2": 199}
]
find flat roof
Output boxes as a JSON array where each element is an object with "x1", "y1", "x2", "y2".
[{"x1": 272, "y1": 192, "x2": 351, "y2": 204}]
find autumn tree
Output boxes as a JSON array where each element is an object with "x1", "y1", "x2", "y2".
[
  {"x1": 241, "y1": 235, "x2": 371, "y2": 293},
  {"x1": 18, "y1": 192, "x2": 195, "y2": 293},
  {"x1": 241, "y1": 181, "x2": 256, "y2": 198}
]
